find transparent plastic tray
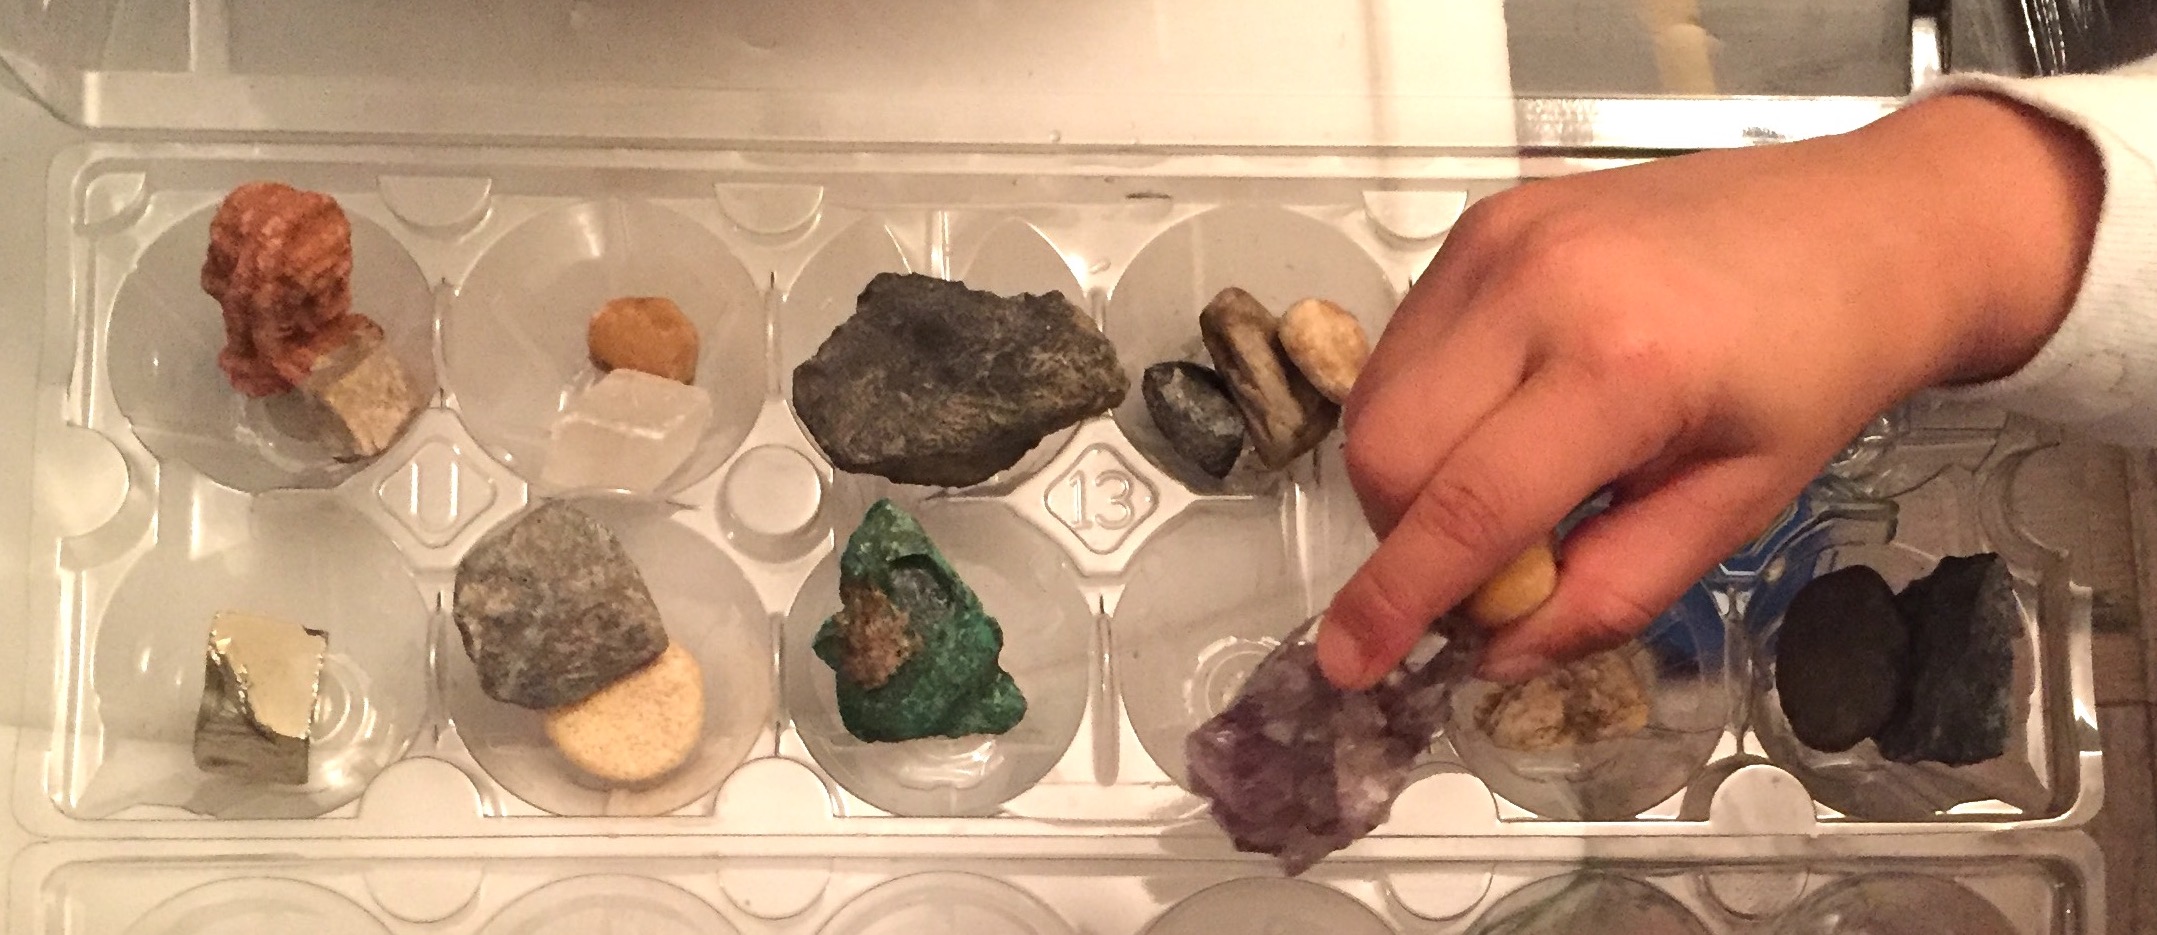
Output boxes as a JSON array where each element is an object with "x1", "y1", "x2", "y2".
[
  {"x1": 12, "y1": 142, "x2": 2104, "y2": 853},
  {"x1": 7, "y1": 832, "x2": 2105, "y2": 934}
]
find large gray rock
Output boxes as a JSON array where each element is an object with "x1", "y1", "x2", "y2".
[
  {"x1": 792, "y1": 273, "x2": 1128, "y2": 487},
  {"x1": 1774, "y1": 565, "x2": 1910, "y2": 753},
  {"x1": 1876, "y1": 553, "x2": 2017, "y2": 766},
  {"x1": 453, "y1": 501, "x2": 668, "y2": 709}
]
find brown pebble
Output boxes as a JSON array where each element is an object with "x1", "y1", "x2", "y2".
[
  {"x1": 589, "y1": 297, "x2": 700, "y2": 385},
  {"x1": 543, "y1": 642, "x2": 704, "y2": 784},
  {"x1": 1198, "y1": 288, "x2": 1338, "y2": 469},
  {"x1": 1277, "y1": 298, "x2": 1369, "y2": 404}
]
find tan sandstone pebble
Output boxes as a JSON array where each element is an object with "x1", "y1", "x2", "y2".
[
  {"x1": 1463, "y1": 541, "x2": 1559, "y2": 628},
  {"x1": 1276, "y1": 298, "x2": 1369, "y2": 404},
  {"x1": 543, "y1": 642, "x2": 705, "y2": 784},
  {"x1": 1475, "y1": 644, "x2": 1652, "y2": 752},
  {"x1": 589, "y1": 297, "x2": 700, "y2": 385}
]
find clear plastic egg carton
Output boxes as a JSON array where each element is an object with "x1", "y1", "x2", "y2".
[
  {"x1": 5, "y1": 832, "x2": 2106, "y2": 934},
  {"x1": 12, "y1": 139, "x2": 2105, "y2": 852}
]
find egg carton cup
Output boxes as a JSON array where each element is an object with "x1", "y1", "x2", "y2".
[{"x1": 12, "y1": 142, "x2": 2111, "y2": 848}]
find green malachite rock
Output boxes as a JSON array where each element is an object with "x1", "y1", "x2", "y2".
[{"x1": 814, "y1": 499, "x2": 1027, "y2": 742}]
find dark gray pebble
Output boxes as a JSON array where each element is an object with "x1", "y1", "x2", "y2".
[{"x1": 1142, "y1": 361, "x2": 1245, "y2": 478}]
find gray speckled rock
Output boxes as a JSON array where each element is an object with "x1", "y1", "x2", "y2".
[
  {"x1": 1142, "y1": 362, "x2": 1244, "y2": 478},
  {"x1": 791, "y1": 273, "x2": 1129, "y2": 488},
  {"x1": 1774, "y1": 565, "x2": 1910, "y2": 753},
  {"x1": 1876, "y1": 553, "x2": 2017, "y2": 766},
  {"x1": 1199, "y1": 288, "x2": 1338, "y2": 469},
  {"x1": 453, "y1": 501, "x2": 667, "y2": 709}
]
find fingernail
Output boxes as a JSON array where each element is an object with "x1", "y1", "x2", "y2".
[
  {"x1": 1479, "y1": 652, "x2": 1552, "y2": 684},
  {"x1": 1315, "y1": 619, "x2": 1370, "y2": 689}
]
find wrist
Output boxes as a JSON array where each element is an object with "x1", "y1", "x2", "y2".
[{"x1": 1857, "y1": 92, "x2": 2103, "y2": 388}]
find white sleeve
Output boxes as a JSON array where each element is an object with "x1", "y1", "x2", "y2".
[{"x1": 1913, "y1": 55, "x2": 2157, "y2": 446}]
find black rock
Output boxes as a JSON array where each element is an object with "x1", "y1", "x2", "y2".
[
  {"x1": 452, "y1": 501, "x2": 669, "y2": 709},
  {"x1": 1875, "y1": 553, "x2": 2017, "y2": 766},
  {"x1": 1141, "y1": 362, "x2": 1244, "y2": 478},
  {"x1": 792, "y1": 273, "x2": 1129, "y2": 488},
  {"x1": 1774, "y1": 565, "x2": 1910, "y2": 753}
]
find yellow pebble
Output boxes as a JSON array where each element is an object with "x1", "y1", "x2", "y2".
[{"x1": 1463, "y1": 542, "x2": 1558, "y2": 627}]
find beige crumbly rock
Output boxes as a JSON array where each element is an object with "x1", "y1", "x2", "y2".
[
  {"x1": 1476, "y1": 645, "x2": 1652, "y2": 752},
  {"x1": 1276, "y1": 298, "x2": 1370, "y2": 404},
  {"x1": 589, "y1": 296, "x2": 701, "y2": 385},
  {"x1": 543, "y1": 642, "x2": 706, "y2": 785}
]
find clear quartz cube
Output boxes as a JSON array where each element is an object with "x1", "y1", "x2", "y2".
[{"x1": 542, "y1": 369, "x2": 712, "y2": 494}]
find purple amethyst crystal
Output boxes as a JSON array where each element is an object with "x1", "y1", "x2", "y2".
[{"x1": 1185, "y1": 623, "x2": 1483, "y2": 875}]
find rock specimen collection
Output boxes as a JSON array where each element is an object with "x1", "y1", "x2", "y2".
[
  {"x1": 546, "y1": 297, "x2": 709, "y2": 493},
  {"x1": 793, "y1": 273, "x2": 1128, "y2": 488},
  {"x1": 1775, "y1": 553, "x2": 2016, "y2": 766},
  {"x1": 1474, "y1": 645, "x2": 1652, "y2": 752},
  {"x1": 814, "y1": 499, "x2": 1027, "y2": 742},
  {"x1": 1142, "y1": 289, "x2": 1370, "y2": 480},
  {"x1": 1185, "y1": 622, "x2": 1485, "y2": 876},
  {"x1": 193, "y1": 611, "x2": 329, "y2": 785},
  {"x1": 1774, "y1": 565, "x2": 1909, "y2": 753},
  {"x1": 454, "y1": 502, "x2": 670, "y2": 710},
  {"x1": 202, "y1": 182, "x2": 423, "y2": 459},
  {"x1": 1140, "y1": 362, "x2": 1244, "y2": 479}
]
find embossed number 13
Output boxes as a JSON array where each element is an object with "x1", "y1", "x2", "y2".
[{"x1": 1061, "y1": 468, "x2": 1138, "y2": 531}]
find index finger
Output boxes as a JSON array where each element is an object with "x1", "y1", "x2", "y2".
[{"x1": 1317, "y1": 368, "x2": 1676, "y2": 689}]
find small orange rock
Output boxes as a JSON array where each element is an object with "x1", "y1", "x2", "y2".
[{"x1": 588, "y1": 297, "x2": 700, "y2": 385}]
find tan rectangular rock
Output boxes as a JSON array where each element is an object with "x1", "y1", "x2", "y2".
[{"x1": 298, "y1": 316, "x2": 423, "y2": 459}]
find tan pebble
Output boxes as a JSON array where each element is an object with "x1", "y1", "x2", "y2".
[
  {"x1": 543, "y1": 642, "x2": 704, "y2": 784},
  {"x1": 1277, "y1": 298, "x2": 1369, "y2": 404},
  {"x1": 589, "y1": 297, "x2": 700, "y2": 385},
  {"x1": 1463, "y1": 541, "x2": 1558, "y2": 628}
]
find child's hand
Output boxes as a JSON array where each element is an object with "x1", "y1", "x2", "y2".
[{"x1": 1317, "y1": 93, "x2": 2102, "y2": 690}]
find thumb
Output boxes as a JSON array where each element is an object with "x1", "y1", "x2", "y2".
[{"x1": 1479, "y1": 456, "x2": 1800, "y2": 682}]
